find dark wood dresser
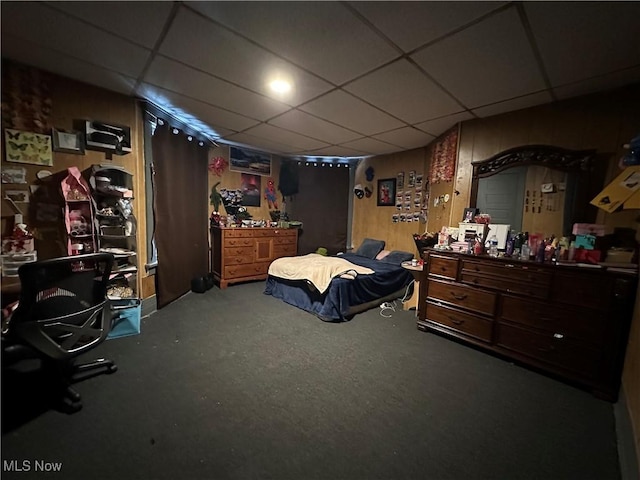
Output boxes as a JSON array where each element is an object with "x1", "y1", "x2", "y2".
[
  {"x1": 419, "y1": 249, "x2": 637, "y2": 401},
  {"x1": 210, "y1": 226, "x2": 298, "y2": 288}
]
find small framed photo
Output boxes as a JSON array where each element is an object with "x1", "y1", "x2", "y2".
[
  {"x1": 52, "y1": 128, "x2": 84, "y2": 154},
  {"x1": 462, "y1": 207, "x2": 478, "y2": 223},
  {"x1": 377, "y1": 178, "x2": 397, "y2": 206}
]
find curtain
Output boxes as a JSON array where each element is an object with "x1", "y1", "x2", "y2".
[
  {"x1": 285, "y1": 162, "x2": 349, "y2": 255},
  {"x1": 151, "y1": 123, "x2": 209, "y2": 308}
]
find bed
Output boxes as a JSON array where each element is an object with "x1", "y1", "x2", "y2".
[{"x1": 263, "y1": 239, "x2": 415, "y2": 322}]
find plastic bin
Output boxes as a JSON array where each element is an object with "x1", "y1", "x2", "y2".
[{"x1": 108, "y1": 298, "x2": 141, "y2": 339}]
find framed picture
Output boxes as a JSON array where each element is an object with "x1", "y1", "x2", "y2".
[
  {"x1": 240, "y1": 173, "x2": 261, "y2": 207},
  {"x1": 377, "y1": 178, "x2": 396, "y2": 206},
  {"x1": 462, "y1": 207, "x2": 479, "y2": 223},
  {"x1": 52, "y1": 128, "x2": 84, "y2": 154},
  {"x1": 4, "y1": 128, "x2": 53, "y2": 166},
  {"x1": 229, "y1": 145, "x2": 271, "y2": 176}
]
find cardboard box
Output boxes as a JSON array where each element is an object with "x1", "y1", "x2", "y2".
[
  {"x1": 590, "y1": 166, "x2": 640, "y2": 213},
  {"x1": 572, "y1": 223, "x2": 606, "y2": 236}
]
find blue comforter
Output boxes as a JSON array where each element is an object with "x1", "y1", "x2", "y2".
[{"x1": 264, "y1": 253, "x2": 414, "y2": 322}]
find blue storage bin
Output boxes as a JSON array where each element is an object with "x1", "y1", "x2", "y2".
[{"x1": 108, "y1": 298, "x2": 141, "y2": 339}]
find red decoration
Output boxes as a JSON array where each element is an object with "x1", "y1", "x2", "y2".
[
  {"x1": 429, "y1": 126, "x2": 458, "y2": 184},
  {"x1": 264, "y1": 178, "x2": 278, "y2": 209},
  {"x1": 208, "y1": 156, "x2": 228, "y2": 176}
]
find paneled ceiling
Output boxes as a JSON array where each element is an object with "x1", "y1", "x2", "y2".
[{"x1": 2, "y1": 1, "x2": 639, "y2": 159}]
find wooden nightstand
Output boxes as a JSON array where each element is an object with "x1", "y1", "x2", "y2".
[{"x1": 400, "y1": 261, "x2": 423, "y2": 315}]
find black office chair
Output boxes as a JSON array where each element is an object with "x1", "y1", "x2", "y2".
[{"x1": 2, "y1": 252, "x2": 117, "y2": 412}]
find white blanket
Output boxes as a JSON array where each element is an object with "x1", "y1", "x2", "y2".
[{"x1": 268, "y1": 254, "x2": 374, "y2": 294}]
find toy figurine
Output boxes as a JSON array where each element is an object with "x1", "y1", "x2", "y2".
[{"x1": 264, "y1": 178, "x2": 278, "y2": 209}]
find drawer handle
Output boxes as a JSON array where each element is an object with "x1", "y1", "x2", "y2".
[
  {"x1": 450, "y1": 292, "x2": 468, "y2": 301},
  {"x1": 553, "y1": 333, "x2": 564, "y2": 339},
  {"x1": 504, "y1": 264, "x2": 515, "y2": 268},
  {"x1": 448, "y1": 317, "x2": 465, "y2": 326},
  {"x1": 538, "y1": 346, "x2": 556, "y2": 353}
]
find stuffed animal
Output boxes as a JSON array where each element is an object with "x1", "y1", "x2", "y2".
[{"x1": 264, "y1": 178, "x2": 278, "y2": 209}]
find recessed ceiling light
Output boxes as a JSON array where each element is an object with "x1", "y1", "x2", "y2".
[{"x1": 269, "y1": 79, "x2": 291, "y2": 94}]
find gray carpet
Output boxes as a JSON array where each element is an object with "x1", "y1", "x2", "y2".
[{"x1": 2, "y1": 282, "x2": 621, "y2": 480}]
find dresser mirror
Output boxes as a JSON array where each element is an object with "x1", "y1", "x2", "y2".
[{"x1": 469, "y1": 145, "x2": 603, "y2": 236}]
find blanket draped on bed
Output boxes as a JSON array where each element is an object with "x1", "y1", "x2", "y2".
[{"x1": 268, "y1": 253, "x2": 374, "y2": 294}]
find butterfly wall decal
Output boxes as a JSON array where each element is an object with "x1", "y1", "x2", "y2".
[
  {"x1": 8, "y1": 141, "x2": 28, "y2": 151},
  {"x1": 6, "y1": 130, "x2": 20, "y2": 140}
]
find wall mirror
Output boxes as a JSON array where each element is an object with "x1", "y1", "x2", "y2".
[{"x1": 469, "y1": 145, "x2": 602, "y2": 236}]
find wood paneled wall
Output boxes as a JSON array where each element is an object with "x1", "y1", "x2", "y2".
[
  {"x1": 1, "y1": 61, "x2": 147, "y2": 297},
  {"x1": 351, "y1": 148, "x2": 427, "y2": 255}
]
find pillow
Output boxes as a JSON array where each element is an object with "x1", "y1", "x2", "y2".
[
  {"x1": 381, "y1": 250, "x2": 414, "y2": 266},
  {"x1": 375, "y1": 250, "x2": 391, "y2": 260},
  {"x1": 354, "y1": 238, "x2": 385, "y2": 259}
]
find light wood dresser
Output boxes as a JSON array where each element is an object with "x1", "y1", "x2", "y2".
[
  {"x1": 210, "y1": 226, "x2": 298, "y2": 289},
  {"x1": 419, "y1": 249, "x2": 637, "y2": 401}
]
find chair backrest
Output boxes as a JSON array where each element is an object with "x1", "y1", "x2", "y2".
[{"x1": 9, "y1": 253, "x2": 115, "y2": 360}]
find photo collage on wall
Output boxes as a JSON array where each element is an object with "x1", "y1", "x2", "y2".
[{"x1": 392, "y1": 170, "x2": 426, "y2": 224}]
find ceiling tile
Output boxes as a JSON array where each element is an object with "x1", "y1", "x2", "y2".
[
  {"x1": 339, "y1": 137, "x2": 401, "y2": 156},
  {"x1": 242, "y1": 124, "x2": 331, "y2": 151},
  {"x1": 351, "y1": 1, "x2": 506, "y2": 52},
  {"x1": 525, "y1": 2, "x2": 640, "y2": 86},
  {"x1": 137, "y1": 84, "x2": 259, "y2": 135},
  {"x1": 372, "y1": 127, "x2": 435, "y2": 150},
  {"x1": 414, "y1": 111, "x2": 475, "y2": 136},
  {"x1": 159, "y1": 6, "x2": 333, "y2": 105},
  {"x1": 268, "y1": 110, "x2": 363, "y2": 145},
  {"x1": 1, "y1": 2, "x2": 151, "y2": 79},
  {"x1": 552, "y1": 67, "x2": 640, "y2": 101},
  {"x1": 300, "y1": 90, "x2": 405, "y2": 135},
  {"x1": 412, "y1": 7, "x2": 546, "y2": 108},
  {"x1": 471, "y1": 91, "x2": 553, "y2": 118},
  {"x1": 344, "y1": 59, "x2": 462, "y2": 123},
  {"x1": 2, "y1": 35, "x2": 137, "y2": 97},
  {"x1": 187, "y1": 1, "x2": 399, "y2": 85},
  {"x1": 224, "y1": 133, "x2": 306, "y2": 155},
  {"x1": 144, "y1": 57, "x2": 291, "y2": 121},
  {"x1": 46, "y1": 1, "x2": 174, "y2": 49},
  {"x1": 302, "y1": 145, "x2": 369, "y2": 158}
]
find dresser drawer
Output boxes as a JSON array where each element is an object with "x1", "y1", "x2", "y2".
[
  {"x1": 425, "y1": 301, "x2": 493, "y2": 342},
  {"x1": 461, "y1": 273, "x2": 549, "y2": 299},
  {"x1": 500, "y1": 295, "x2": 604, "y2": 344},
  {"x1": 224, "y1": 262, "x2": 270, "y2": 279},
  {"x1": 461, "y1": 259, "x2": 551, "y2": 285},
  {"x1": 428, "y1": 256, "x2": 458, "y2": 280},
  {"x1": 224, "y1": 253, "x2": 255, "y2": 266},
  {"x1": 551, "y1": 272, "x2": 608, "y2": 310},
  {"x1": 224, "y1": 237, "x2": 254, "y2": 248},
  {"x1": 273, "y1": 244, "x2": 297, "y2": 258},
  {"x1": 224, "y1": 229, "x2": 255, "y2": 238},
  {"x1": 222, "y1": 245, "x2": 254, "y2": 258},
  {"x1": 273, "y1": 236, "x2": 296, "y2": 246},
  {"x1": 496, "y1": 323, "x2": 600, "y2": 378},
  {"x1": 427, "y1": 279, "x2": 496, "y2": 316}
]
